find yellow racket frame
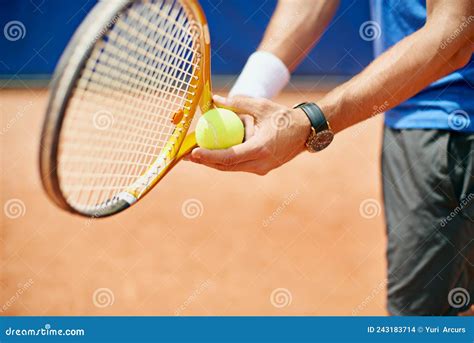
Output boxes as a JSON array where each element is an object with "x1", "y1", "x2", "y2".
[
  {"x1": 124, "y1": 0, "x2": 213, "y2": 201},
  {"x1": 40, "y1": 0, "x2": 214, "y2": 217}
]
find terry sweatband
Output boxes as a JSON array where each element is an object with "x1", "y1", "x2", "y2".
[{"x1": 228, "y1": 51, "x2": 290, "y2": 99}]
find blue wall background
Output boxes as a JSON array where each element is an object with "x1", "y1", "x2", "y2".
[{"x1": 0, "y1": 0, "x2": 373, "y2": 78}]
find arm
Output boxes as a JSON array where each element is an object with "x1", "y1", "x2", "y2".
[
  {"x1": 229, "y1": 0, "x2": 339, "y2": 98},
  {"x1": 321, "y1": 0, "x2": 474, "y2": 133},
  {"x1": 258, "y1": 0, "x2": 340, "y2": 71},
  {"x1": 190, "y1": 0, "x2": 474, "y2": 175}
]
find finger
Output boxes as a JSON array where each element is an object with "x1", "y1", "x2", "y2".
[
  {"x1": 239, "y1": 114, "x2": 255, "y2": 141},
  {"x1": 213, "y1": 95, "x2": 267, "y2": 116},
  {"x1": 193, "y1": 158, "x2": 268, "y2": 175},
  {"x1": 189, "y1": 139, "x2": 260, "y2": 165}
]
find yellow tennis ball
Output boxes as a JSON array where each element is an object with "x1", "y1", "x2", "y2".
[{"x1": 196, "y1": 108, "x2": 244, "y2": 150}]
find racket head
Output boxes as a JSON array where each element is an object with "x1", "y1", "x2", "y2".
[{"x1": 39, "y1": 0, "x2": 211, "y2": 217}]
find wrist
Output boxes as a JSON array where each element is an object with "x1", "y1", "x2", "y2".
[
  {"x1": 229, "y1": 51, "x2": 290, "y2": 99},
  {"x1": 317, "y1": 95, "x2": 342, "y2": 134},
  {"x1": 292, "y1": 108, "x2": 312, "y2": 149},
  {"x1": 293, "y1": 102, "x2": 334, "y2": 152}
]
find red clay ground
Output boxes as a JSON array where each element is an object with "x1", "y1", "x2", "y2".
[{"x1": 1, "y1": 88, "x2": 386, "y2": 315}]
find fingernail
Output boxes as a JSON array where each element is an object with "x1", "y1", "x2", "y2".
[
  {"x1": 213, "y1": 95, "x2": 226, "y2": 104},
  {"x1": 190, "y1": 151, "x2": 201, "y2": 163}
]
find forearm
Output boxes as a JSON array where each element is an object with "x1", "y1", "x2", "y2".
[
  {"x1": 230, "y1": 0, "x2": 339, "y2": 98},
  {"x1": 192, "y1": 1, "x2": 473, "y2": 175},
  {"x1": 259, "y1": 0, "x2": 340, "y2": 71},
  {"x1": 320, "y1": 17, "x2": 473, "y2": 133}
]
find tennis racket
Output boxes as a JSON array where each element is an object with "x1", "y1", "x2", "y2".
[{"x1": 40, "y1": 0, "x2": 213, "y2": 217}]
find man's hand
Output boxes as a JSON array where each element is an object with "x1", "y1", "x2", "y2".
[{"x1": 188, "y1": 95, "x2": 311, "y2": 175}]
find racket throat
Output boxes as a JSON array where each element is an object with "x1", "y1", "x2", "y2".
[{"x1": 176, "y1": 132, "x2": 197, "y2": 160}]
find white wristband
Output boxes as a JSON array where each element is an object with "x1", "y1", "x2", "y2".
[{"x1": 229, "y1": 51, "x2": 290, "y2": 99}]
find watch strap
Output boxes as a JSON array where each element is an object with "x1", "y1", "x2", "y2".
[{"x1": 293, "y1": 102, "x2": 329, "y2": 132}]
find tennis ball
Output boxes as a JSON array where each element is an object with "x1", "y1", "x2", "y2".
[{"x1": 195, "y1": 108, "x2": 244, "y2": 150}]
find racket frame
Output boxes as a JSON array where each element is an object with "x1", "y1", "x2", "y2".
[{"x1": 39, "y1": 0, "x2": 211, "y2": 217}]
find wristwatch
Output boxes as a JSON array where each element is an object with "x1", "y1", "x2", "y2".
[{"x1": 293, "y1": 102, "x2": 334, "y2": 153}]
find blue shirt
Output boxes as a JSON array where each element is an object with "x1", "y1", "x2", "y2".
[{"x1": 370, "y1": 0, "x2": 474, "y2": 132}]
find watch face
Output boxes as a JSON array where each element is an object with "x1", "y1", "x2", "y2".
[{"x1": 307, "y1": 130, "x2": 334, "y2": 152}]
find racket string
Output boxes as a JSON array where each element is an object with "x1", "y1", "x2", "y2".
[
  {"x1": 58, "y1": 0, "x2": 201, "y2": 210},
  {"x1": 100, "y1": 0, "x2": 196, "y2": 201},
  {"x1": 88, "y1": 0, "x2": 187, "y2": 205}
]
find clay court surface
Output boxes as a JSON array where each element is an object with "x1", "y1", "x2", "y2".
[{"x1": 1, "y1": 88, "x2": 386, "y2": 315}]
